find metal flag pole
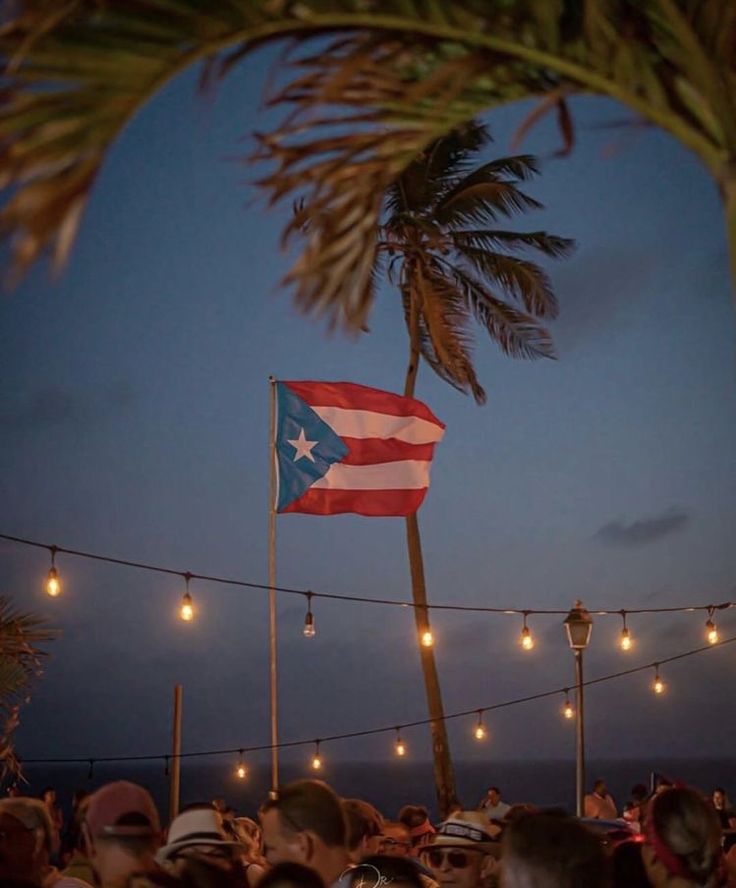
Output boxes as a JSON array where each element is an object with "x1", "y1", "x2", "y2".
[
  {"x1": 169, "y1": 683, "x2": 182, "y2": 822},
  {"x1": 268, "y1": 376, "x2": 279, "y2": 796}
]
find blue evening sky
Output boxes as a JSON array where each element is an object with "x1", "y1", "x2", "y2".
[{"x1": 2, "y1": 46, "x2": 735, "y2": 774}]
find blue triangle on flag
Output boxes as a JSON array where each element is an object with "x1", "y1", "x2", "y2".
[{"x1": 276, "y1": 383, "x2": 349, "y2": 511}]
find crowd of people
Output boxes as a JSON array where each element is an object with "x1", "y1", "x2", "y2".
[{"x1": 1, "y1": 776, "x2": 736, "y2": 888}]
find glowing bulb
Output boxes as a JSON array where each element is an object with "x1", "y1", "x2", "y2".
[
  {"x1": 312, "y1": 754, "x2": 322, "y2": 770},
  {"x1": 474, "y1": 724, "x2": 486, "y2": 740},
  {"x1": 236, "y1": 762, "x2": 247, "y2": 779},
  {"x1": 620, "y1": 627, "x2": 632, "y2": 651},
  {"x1": 180, "y1": 592, "x2": 194, "y2": 622},
  {"x1": 421, "y1": 630, "x2": 433, "y2": 647},
  {"x1": 706, "y1": 619, "x2": 718, "y2": 645},
  {"x1": 303, "y1": 611, "x2": 316, "y2": 638},
  {"x1": 395, "y1": 738, "x2": 406, "y2": 757},
  {"x1": 653, "y1": 676, "x2": 665, "y2": 695},
  {"x1": 521, "y1": 626, "x2": 534, "y2": 650},
  {"x1": 46, "y1": 567, "x2": 61, "y2": 597},
  {"x1": 563, "y1": 699, "x2": 574, "y2": 719}
]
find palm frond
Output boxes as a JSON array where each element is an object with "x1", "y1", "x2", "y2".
[
  {"x1": 436, "y1": 180, "x2": 544, "y2": 228},
  {"x1": 452, "y1": 229, "x2": 575, "y2": 259},
  {"x1": 448, "y1": 264, "x2": 556, "y2": 361}
]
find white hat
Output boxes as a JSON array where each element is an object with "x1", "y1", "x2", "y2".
[
  {"x1": 156, "y1": 807, "x2": 244, "y2": 862},
  {"x1": 430, "y1": 811, "x2": 501, "y2": 851}
]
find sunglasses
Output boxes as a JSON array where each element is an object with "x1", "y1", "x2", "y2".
[{"x1": 426, "y1": 849, "x2": 476, "y2": 869}]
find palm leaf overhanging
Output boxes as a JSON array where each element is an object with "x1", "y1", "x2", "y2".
[
  {"x1": 1, "y1": 1, "x2": 735, "y2": 306},
  {"x1": 0, "y1": 596, "x2": 56, "y2": 780}
]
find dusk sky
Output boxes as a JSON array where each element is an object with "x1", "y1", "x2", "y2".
[{"x1": 2, "y1": 43, "x2": 735, "y2": 785}]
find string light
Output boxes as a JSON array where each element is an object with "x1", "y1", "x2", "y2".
[
  {"x1": 311, "y1": 740, "x2": 322, "y2": 770},
  {"x1": 421, "y1": 630, "x2": 434, "y2": 647},
  {"x1": 236, "y1": 750, "x2": 247, "y2": 779},
  {"x1": 303, "y1": 591, "x2": 316, "y2": 638},
  {"x1": 180, "y1": 573, "x2": 194, "y2": 622},
  {"x1": 619, "y1": 611, "x2": 632, "y2": 651},
  {"x1": 395, "y1": 728, "x2": 406, "y2": 757},
  {"x1": 705, "y1": 608, "x2": 718, "y2": 645},
  {"x1": 520, "y1": 612, "x2": 534, "y2": 650},
  {"x1": 46, "y1": 546, "x2": 61, "y2": 597},
  {"x1": 653, "y1": 664, "x2": 665, "y2": 695},
  {"x1": 562, "y1": 690, "x2": 574, "y2": 720},
  {"x1": 474, "y1": 710, "x2": 487, "y2": 740}
]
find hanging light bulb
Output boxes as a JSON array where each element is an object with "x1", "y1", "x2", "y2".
[
  {"x1": 705, "y1": 608, "x2": 718, "y2": 645},
  {"x1": 619, "y1": 611, "x2": 632, "y2": 651},
  {"x1": 520, "y1": 613, "x2": 534, "y2": 650},
  {"x1": 474, "y1": 711, "x2": 487, "y2": 740},
  {"x1": 311, "y1": 741, "x2": 322, "y2": 770},
  {"x1": 421, "y1": 629, "x2": 434, "y2": 647},
  {"x1": 303, "y1": 592, "x2": 316, "y2": 638},
  {"x1": 563, "y1": 695, "x2": 575, "y2": 720},
  {"x1": 236, "y1": 751, "x2": 247, "y2": 779},
  {"x1": 46, "y1": 546, "x2": 61, "y2": 597},
  {"x1": 395, "y1": 728, "x2": 406, "y2": 757},
  {"x1": 653, "y1": 664, "x2": 665, "y2": 695},
  {"x1": 180, "y1": 573, "x2": 194, "y2": 622}
]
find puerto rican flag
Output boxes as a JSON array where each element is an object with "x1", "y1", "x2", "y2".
[{"x1": 275, "y1": 381, "x2": 445, "y2": 516}]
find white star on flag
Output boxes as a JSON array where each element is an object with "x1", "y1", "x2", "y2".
[{"x1": 287, "y1": 428, "x2": 318, "y2": 462}]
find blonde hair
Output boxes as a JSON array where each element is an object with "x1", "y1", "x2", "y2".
[{"x1": 0, "y1": 796, "x2": 58, "y2": 856}]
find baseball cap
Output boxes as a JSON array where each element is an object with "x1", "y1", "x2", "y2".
[{"x1": 85, "y1": 781, "x2": 160, "y2": 839}]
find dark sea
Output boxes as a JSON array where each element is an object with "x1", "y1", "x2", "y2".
[{"x1": 14, "y1": 758, "x2": 736, "y2": 824}]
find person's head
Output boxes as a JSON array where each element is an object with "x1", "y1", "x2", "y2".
[
  {"x1": 257, "y1": 861, "x2": 326, "y2": 888},
  {"x1": 655, "y1": 778, "x2": 673, "y2": 795},
  {"x1": 592, "y1": 780, "x2": 607, "y2": 797},
  {"x1": 646, "y1": 786, "x2": 723, "y2": 885},
  {"x1": 83, "y1": 781, "x2": 161, "y2": 885},
  {"x1": 343, "y1": 798, "x2": 384, "y2": 861},
  {"x1": 712, "y1": 788, "x2": 727, "y2": 810},
  {"x1": 378, "y1": 822, "x2": 412, "y2": 857},
  {"x1": 0, "y1": 797, "x2": 57, "y2": 884},
  {"x1": 259, "y1": 780, "x2": 348, "y2": 884},
  {"x1": 486, "y1": 788, "x2": 501, "y2": 806},
  {"x1": 421, "y1": 811, "x2": 499, "y2": 888},
  {"x1": 353, "y1": 855, "x2": 424, "y2": 888},
  {"x1": 157, "y1": 804, "x2": 245, "y2": 878},
  {"x1": 398, "y1": 805, "x2": 435, "y2": 854},
  {"x1": 502, "y1": 811, "x2": 607, "y2": 888},
  {"x1": 40, "y1": 787, "x2": 56, "y2": 806},
  {"x1": 630, "y1": 784, "x2": 648, "y2": 804}
]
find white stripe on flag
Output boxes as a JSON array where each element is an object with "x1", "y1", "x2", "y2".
[
  {"x1": 312, "y1": 406, "x2": 443, "y2": 444},
  {"x1": 312, "y1": 461, "x2": 432, "y2": 491}
]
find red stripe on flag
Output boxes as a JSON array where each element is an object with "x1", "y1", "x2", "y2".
[
  {"x1": 280, "y1": 487, "x2": 427, "y2": 517},
  {"x1": 339, "y1": 437, "x2": 436, "y2": 466},
  {"x1": 284, "y1": 381, "x2": 444, "y2": 428}
]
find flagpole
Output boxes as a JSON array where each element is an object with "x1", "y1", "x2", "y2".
[{"x1": 268, "y1": 376, "x2": 279, "y2": 797}]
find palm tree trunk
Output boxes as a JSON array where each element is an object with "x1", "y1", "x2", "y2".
[{"x1": 403, "y1": 292, "x2": 458, "y2": 818}]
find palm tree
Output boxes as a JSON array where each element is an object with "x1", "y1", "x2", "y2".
[
  {"x1": 372, "y1": 120, "x2": 573, "y2": 813},
  {"x1": 1, "y1": 1, "x2": 735, "y2": 321},
  {"x1": 0, "y1": 597, "x2": 56, "y2": 780}
]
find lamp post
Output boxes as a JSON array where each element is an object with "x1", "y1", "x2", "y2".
[{"x1": 564, "y1": 600, "x2": 593, "y2": 817}]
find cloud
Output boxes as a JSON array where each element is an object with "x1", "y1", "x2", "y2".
[
  {"x1": 594, "y1": 507, "x2": 691, "y2": 547},
  {"x1": 0, "y1": 381, "x2": 137, "y2": 431}
]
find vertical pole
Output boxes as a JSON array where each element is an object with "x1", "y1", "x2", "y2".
[
  {"x1": 169, "y1": 683, "x2": 182, "y2": 822},
  {"x1": 268, "y1": 377, "x2": 279, "y2": 796},
  {"x1": 575, "y1": 650, "x2": 585, "y2": 818}
]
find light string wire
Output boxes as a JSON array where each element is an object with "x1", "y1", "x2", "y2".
[
  {"x1": 18, "y1": 634, "x2": 736, "y2": 766},
  {"x1": 2, "y1": 532, "x2": 733, "y2": 617}
]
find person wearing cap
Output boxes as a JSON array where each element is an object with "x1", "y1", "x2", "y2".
[
  {"x1": 259, "y1": 779, "x2": 352, "y2": 888},
  {"x1": 0, "y1": 795, "x2": 91, "y2": 887},
  {"x1": 419, "y1": 812, "x2": 501, "y2": 888},
  {"x1": 82, "y1": 781, "x2": 162, "y2": 888},
  {"x1": 156, "y1": 804, "x2": 246, "y2": 879}
]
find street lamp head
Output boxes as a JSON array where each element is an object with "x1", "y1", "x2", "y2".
[{"x1": 564, "y1": 600, "x2": 593, "y2": 650}]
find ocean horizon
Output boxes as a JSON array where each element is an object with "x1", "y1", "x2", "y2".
[{"x1": 13, "y1": 757, "x2": 735, "y2": 824}]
